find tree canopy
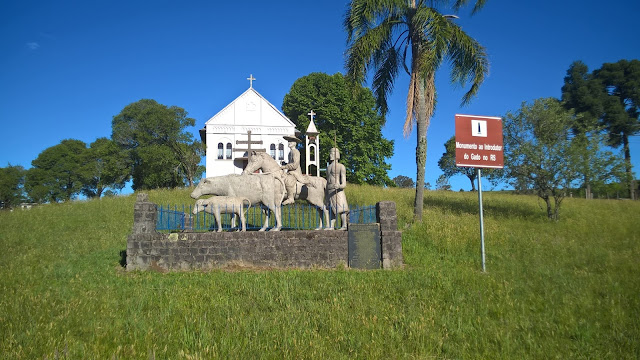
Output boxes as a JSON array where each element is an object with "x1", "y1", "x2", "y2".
[
  {"x1": 344, "y1": 0, "x2": 489, "y2": 219},
  {"x1": 0, "y1": 165, "x2": 26, "y2": 208},
  {"x1": 282, "y1": 72, "x2": 394, "y2": 186},
  {"x1": 24, "y1": 138, "x2": 136, "y2": 202},
  {"x1": 562, "y1": 59, "x2": 639, "y2": 199},
  {"x1": 82, "y1": 138, "x2": 131, "y2": 198},
  {"x1": 500, "y1": 98, "x2": 621, "y2": 219},
  {"x1": 392, "y1": 175, "x2": 415, "y2": 188},
  {"x1": 435, "y1": 175, "x2": 451, "y2": 191},
  {"x1": 25, "y1": 139, "x2": 88, "y2": 202},
  {"x1": 111, "y1": 99, "x2": 202, "y2": 190},
  {"x1": 437, "y1": 135, "x2": 478, "y2": 191}
]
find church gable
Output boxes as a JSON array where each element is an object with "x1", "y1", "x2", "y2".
[
  {"x1": 205, "y1": 88, "x2": 295, "y2": 128},
  {"x1": 202, "y1": 81, "x2": 298, "y2": 178}
]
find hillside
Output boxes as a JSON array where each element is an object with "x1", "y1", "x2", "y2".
[{"x1": 1, "y1": 186, "x2": 638, "y2": 359}]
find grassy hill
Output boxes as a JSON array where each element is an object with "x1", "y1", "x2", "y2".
[{"x1": 1, "y1": 186, "x2": 638, "y2": 359}]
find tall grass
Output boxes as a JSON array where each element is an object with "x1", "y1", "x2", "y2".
[{"x1": 1, "y1": 186, "x2": 638, "y2": 359}]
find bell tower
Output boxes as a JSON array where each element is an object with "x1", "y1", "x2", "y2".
[{"x1": 305, "y1": 110, "x2": 320, "y2": 177}]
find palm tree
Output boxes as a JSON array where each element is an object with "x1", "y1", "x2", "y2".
[{"x1": 345, "y1": 0, "x2": 489, "y2": 220}]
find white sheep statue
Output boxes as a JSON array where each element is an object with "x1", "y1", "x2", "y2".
[{"x1": 192, "y1": 196, "x2": 251, "y2": 232}]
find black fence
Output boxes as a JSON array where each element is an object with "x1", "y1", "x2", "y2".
[{"x1": 156, "y1": 203, "x2": 376, "y2": 232}]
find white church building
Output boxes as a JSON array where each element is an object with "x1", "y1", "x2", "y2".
[{"x1": 199, "y1": 77, "x2": 298, "y2": 178}]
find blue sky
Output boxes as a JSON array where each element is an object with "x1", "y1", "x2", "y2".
[{"x1": 1, "y1": 0, "x2": 639, "y2": 192}]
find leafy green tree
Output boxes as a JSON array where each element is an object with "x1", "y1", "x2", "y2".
[
  {"x1": 134, "y1": 145, "x2": 182, "y2": 189},
  {"x1": 561, "y1": 61, "x2": 602, "y2": 132},
  {"x1": 111, "y1": 99, "x2": 199, "y2": 190},
  {"x1": 435, "y1": 175, "x2": 451, "y2": 191},
  {"x1": 25, "y1": 139, "x2": 88, "y2": 202},
  {"x1": 594, "y1": 60, "x2": 639, "y2": 199},
  {"x1": 25, "y1": 170, "x2": 55, "y2": 203},
  {"x1": 562, "y1": 59, "x2": 639, "y2": 199},
  {"x1": 437, "y1": 135, "x2": 477, "y2": 191},
  {"x1": 0, "y1": 164, "x2": 26, "y2": 208},
  {"x1": 392, "y1": 175, "x2": 415, "y2": 188},
  {"x1": 502, "y1": 98, "x2": 582, "y2": 220},
  {"x1": 175, "y1": 140, "x2": 205, "y2": 187},
  {"x1": 82, "y1": 138, "x2": 131, "y2": 198},
  {"x1": 282, "y1": 72, "x2": 394, "y2": 186},
  {"x1": 345, "y1": 0, "x2": 489, "y2": 219},
  {"x1": 562, "y1": 61, "x2": 603, "y2": 198},
  {"x1": 571, "y1": 131, "x2": 625, "y2": 199}
]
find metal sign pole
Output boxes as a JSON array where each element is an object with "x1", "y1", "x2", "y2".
[
  {"x1": 455, "y1": 114, "x2": 502, "y2": 273},
  {"x1": 477, "y1": 168, "x2": 486, "y2": 272}
]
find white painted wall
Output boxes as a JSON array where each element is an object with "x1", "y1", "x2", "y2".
[{"x1": 203, "y1": 88, "x2": 297, "y2": 178}]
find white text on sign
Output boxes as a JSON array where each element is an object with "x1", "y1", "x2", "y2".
[{"x1": 456, "y1": 142, "x2": 502, "y2": 151}]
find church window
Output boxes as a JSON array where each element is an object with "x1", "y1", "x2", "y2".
[
  {"x1": 309, "y1": 145, "x2": 316, "y2": 162},
  {"x1": 278, "y1": 144, "x2": 284, "y2": 160},
  {"x1": 217, "y1": 143, "x2": 224, "y2": 159},
  {"x1": 270, "y1": 144, "x2": 276, "y2": 159},
  {"x1": 226, "y1": 143, "x2": 232, "y2": 159}
]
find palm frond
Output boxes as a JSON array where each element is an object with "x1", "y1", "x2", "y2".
[
  {"x1": 345, "y1": 0, "x2": 407, "y2": 42},
  {"x1": 345, "y1": 1, "x2": 408, "y2": 110},
  {"x1": 423, "y1": 71, "x2": 436, "y2": 127},
  {"x1": 404, "y1": 72, "x2": 418, "y2": 136},
  {"x1": 452, "y1": 0, "x2": 487, "y2": 14},
  {"x1": 345, "y1": 19, "x2": 397, "y2": 85},
  {"x1": 403, "y1": 71, "x2": 435, "y2": 137},
  {"x1": 446, "y1": 24, "x2": 489, "y2": 105},
  {"x1": 346, "y1": 0, "x2": 488, "y2": 136},
  {"x1": 372, "y1": 46, "x2": 401, "y2": 116}
]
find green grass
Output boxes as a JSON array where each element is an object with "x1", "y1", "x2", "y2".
[{"x1": 1, "y1": 186, "x2": 638, "y2": 359}]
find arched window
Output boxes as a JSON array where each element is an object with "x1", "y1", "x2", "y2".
[
  {"x1": 217, "y1": 143, "x2": 224, "y2": 159},
  {"x1": 309, "y1": 145, "x2": 316, "y2": 162},
  {"x1": 278, "y1": 143, "x2": 285, "y2": 160},
  {"x1": 226, "y1": 143, "x2": 232, "y2": 159},
  {"x1": 270, "y1": 144, "x2": 276, "y2": 159}
]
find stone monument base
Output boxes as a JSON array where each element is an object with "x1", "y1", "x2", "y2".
[{"x1": 126, "y1": 198, "x2": 403, "y2": 271}]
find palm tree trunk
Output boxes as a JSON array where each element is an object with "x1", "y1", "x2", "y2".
[
  {"x1": 414, "y1": 126, "x2": 427, "y2": 220},
  {"x1": 414, "y1": 79, "x2": 429, "y2": 220}
]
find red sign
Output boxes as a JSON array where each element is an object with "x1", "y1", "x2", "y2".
[{"x1": 455, "y1": 114, "x2": 504, "y2": 169}]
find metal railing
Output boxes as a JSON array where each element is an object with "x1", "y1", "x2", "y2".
[
  {"x1": 349, "y1": 205, "x2": 376, "y2": 224},
  {"x1": 156, "y1": 203, "x2": 377, "y2": 232}
]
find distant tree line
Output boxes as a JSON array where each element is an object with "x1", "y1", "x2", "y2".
[
  {"x1": 392, "y1": 175, "x2": 415, "y2": 188},
  {"x1": 0, "y1": 99, "x2": 204, "y2": 206}
]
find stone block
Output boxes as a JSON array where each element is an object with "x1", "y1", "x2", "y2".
[
  {"x1": 380, "y1": 230, "x2": 403, "y2": 269},
  {"x1": 376, "y1": 201, "x2": 398, "y2": 231}
]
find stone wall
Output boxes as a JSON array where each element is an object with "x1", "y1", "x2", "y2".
[{"x1": 126, "y1": 195, "x2": 403, "y2": 271}]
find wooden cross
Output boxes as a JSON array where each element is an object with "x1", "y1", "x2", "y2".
[
  {"x1": 247, "y1": 74, "x2": 256, "y2": 88},
  {"x1": 234, "y1": 130, "x2": 265, "y2": 160},
  {"x1": 308, "y1": 110, "x2": 316, "y2": 121}
]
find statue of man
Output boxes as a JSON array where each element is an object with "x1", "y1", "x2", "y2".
[
  {"x1": 325, "y1": 147, "x2": 349, "y2": 230},
  {"x1": 280, "y1": 135, "x2": 311, "y2": 205}
]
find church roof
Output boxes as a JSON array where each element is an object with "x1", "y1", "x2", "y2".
[{"x1": 205, "y1": 87, "x2": 296, "y2": 128}]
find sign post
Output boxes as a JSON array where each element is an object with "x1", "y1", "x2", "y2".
[{"x1": 455, "y1": 114, "x2": 503, "y2": 272}]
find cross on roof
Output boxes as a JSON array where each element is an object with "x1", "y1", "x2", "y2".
[
  {"x1": 247, "y1": 74, "x2": 256, "y2": 88},
  {"x1": 234, "y1": 130, "x2": 265, "y2": 160},
  {"x1": 307, "y1": 110, "x2": 316, "y2": 121}
]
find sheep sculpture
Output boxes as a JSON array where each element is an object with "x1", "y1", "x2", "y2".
[{"x1": 192, "y1": 196, "x2": 251, "y2": 232}]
